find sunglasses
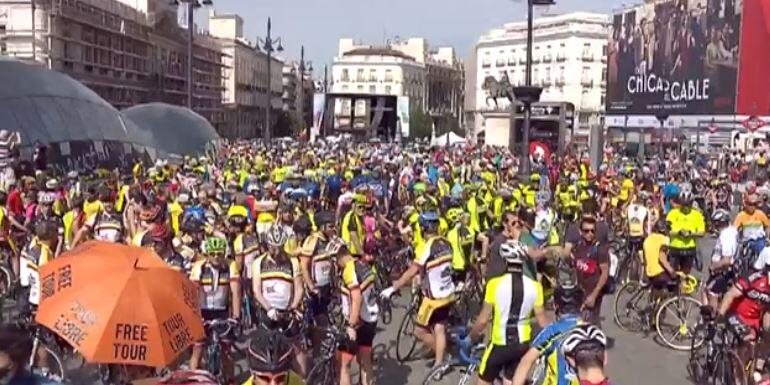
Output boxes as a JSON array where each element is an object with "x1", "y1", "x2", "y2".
[
  {"x1": 252, "y1": 371, "x2": 288, "y2": 384},
  {"x1": 581, "y1": 228, "x2": 596, "y2": 234}
]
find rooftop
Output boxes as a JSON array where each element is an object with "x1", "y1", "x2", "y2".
[{"x1": 342, "y1": 47, "x2": 416, "y2": 61}]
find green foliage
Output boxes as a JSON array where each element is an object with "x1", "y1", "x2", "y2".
[{"x1": 409, "y1": 107, "x2": 433, "y2": 139}]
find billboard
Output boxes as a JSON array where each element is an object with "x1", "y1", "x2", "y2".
[
  {"x1": 311, "y1": 94, "x2": 326, "y2": 142},
  {"x1": 606, "y1": 0, "x2": 742, "y2": 115}
]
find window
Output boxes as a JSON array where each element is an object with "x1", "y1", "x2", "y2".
[
  {"x1": 357, "y1": 85, "x2": 364, "y2": 92},
  {"x1": 533, "y1": 68, "x2": 539, "y2": 82},
  {"x1": 384, "y1": 69, "x2": 393, "y2": 82},
  {"x1": 369, "y1": 69, "x2": 377, "y2": 82},
  {"x1": 583, "y1": 43, "x2": 591, "y2": 51},
  {"x1": 356, "y1": 69, "x2": 365, "y2": 82},
  {"x1": 601, "y1": 94, "x2": 606, "y2": 106},
  {"x1": 369, "y1": 85, "x2": 376, "y2": 93},
  {"x1": 342, "y1": 85, "x2": 349, "y2": 91},
  {"x1": 341, "y1": 69, "x2": 349, "y2": 82},
  {"x1": 602, "y1": 70, "x2": 607, "y2": 82},
  {"x1": 385, "y1": 85, "x2": 392, "y2": 93},
  {"x1": 602, "y1": 44, "x2": 608, "y2": 56}
]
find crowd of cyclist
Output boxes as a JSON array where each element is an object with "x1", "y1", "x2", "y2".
[{"x1": 6, "y1": 134, "x2": 770, "y2": 385}]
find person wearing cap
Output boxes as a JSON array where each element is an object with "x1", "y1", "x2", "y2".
[{"x1": 734, "y1": 193, "x2": 770, "y2": 257}]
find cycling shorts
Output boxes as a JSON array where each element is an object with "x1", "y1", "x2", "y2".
[
  {"x1": 706, "y1": 271, "x2": 734, "y2": 297},
  {"x1": 338, "y1": 321, "x2": 377, "y2": 356},
  {"x1": 478, "y1": 343, "x2": 528, "y2": 383},
  {"x1": 415, "y1": 297, "x2": 453, "y2": 329},
  {"x1": 669, "y1": 248, "x2": 697, "y2": 272},
  {"x1": 649, "y1": 273, "x2": 677, "y2": 292},
  {"x1": 308, "y1": 286, "x2": 332, "y2": 316}
]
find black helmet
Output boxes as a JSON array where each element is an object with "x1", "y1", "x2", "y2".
[
  {"x1": 247, "y1": 330, "x2": 293, "y2": 373},
  {"x1": 654, "y1": 218, "x2": 670, "y2": 234},
  {"x1": 553, "y1": 285, "x2": 584, "y2": 312}
]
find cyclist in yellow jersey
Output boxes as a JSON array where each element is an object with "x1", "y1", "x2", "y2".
[
  {"x1": 243, "y1": 329, "x2": 305, "y2": 385},
  {"x1": 665, "y1": 191, "x2": 705, "y2": 274},
  {"x1": 446, "y1": 206, "x2": 475, "y2": 286},
  {"x1": 469, "y1": 239, "x2": 547, "y2": 385},
  {"x1": 644, "y1": 219, "x2": 675, "y2": 303},
  {"x1": 341, "y1": 199, "x2": 365, "y2": 256},
  {"x1": 381, "y1": 211, "x2": 456, "y2": 372}
]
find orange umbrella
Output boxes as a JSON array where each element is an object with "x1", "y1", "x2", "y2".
[{"x1": 35, "y1": 241, "x2": 204, "y2": 367}]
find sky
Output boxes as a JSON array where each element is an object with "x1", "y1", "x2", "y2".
[{"x1": 203, "y1": 0, "x2": 624, "y2": 74}]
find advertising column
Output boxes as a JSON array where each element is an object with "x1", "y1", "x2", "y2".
[{"x1": 605, "y1": 0, "x2": 742, "y2": 115}]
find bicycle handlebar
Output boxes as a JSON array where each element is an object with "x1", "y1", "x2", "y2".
[{"x1": 203, "y1": 318, "x2": 238, "y2": 337}]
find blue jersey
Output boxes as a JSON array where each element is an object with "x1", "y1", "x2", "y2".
[{"x1": 531, "y1": 315, "x2": 583, "y2": 385}]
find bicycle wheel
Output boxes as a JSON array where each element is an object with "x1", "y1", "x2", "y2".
[
  {"x1": 655, "y1": 295, "x2": 703, "y2": 351},
  {"x1": 712, "y1": 349, "x2": 746, "y2": 385},
  {"x1": 420, "y1": 362, "x2": 473, "y2": 385},
  {"x1": 395, "y1": 304, "x2": 419, "y2": 362},
  {"x1": 687, "y1": 324, "x2": 711, "y2": 384},
  {"x1": 32, "y1": 344, "x2": 66, "y2": 382},
  {"x1": 530, "y1": 356, "x2": 548, "y2": 385},
  {"x1": 613, "y1": 281, "x2": 650, "y2": 333},
  {"x1": 307, "y1": 359, "x2": 336, "y2": 385},
  {"x1": 0, "y1": 264, "x2": 12, "y2": 301}
]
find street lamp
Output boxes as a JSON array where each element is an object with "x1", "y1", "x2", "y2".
[
  {"x1": 514, "y1": 0, "x2": 554, "y2": 176},
  {"x1": 172, "y1": 0, "x2": 214, "y2": 110},
  {"x1": 257, "y1": 17, "x2": 283, "y2": 142},
  {"x1": 297, "y1": 45, "x2": 313, "y2": 134}
]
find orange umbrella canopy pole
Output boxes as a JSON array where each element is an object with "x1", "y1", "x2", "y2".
[{"x1": 36, "y1": 241, "x2": 204, "y2": 367}]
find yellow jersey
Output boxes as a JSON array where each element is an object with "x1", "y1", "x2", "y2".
[
  {"x1": 643, "y1": 233, "x2": 669, "y2": 277},
  {"x1": 666, "y1": 208, "x2": 705, "y2": 249}
]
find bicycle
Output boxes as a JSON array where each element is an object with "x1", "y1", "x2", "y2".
[
  {"x1": 305, "y1": 325, "x2": 347, "y2": 385},
  {"x1": 395, "y1": 287, "x2": 422, "y2": 362},
  {"x1": 202, "y1": 318, "x2": 239, "y2": 384},
  {"x1": 688, "y1": 312, "x2": 752, "y2": 385},
  {"x1": 616, "y1": 236, "x2": 644, "y2": 284},
  {"x1": 17, "y1": 311, "x2": 66, "y2": 382},
  {"x1": 613, "y1": 272, "x2": 704, "y2": 350}
]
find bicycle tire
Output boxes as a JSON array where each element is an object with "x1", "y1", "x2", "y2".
[
  {"x1": 712, "y1": 349, "x2": 746, "y2": 385},
  {"x1": 420, "y1": 362, "x2": 474, "y2": 385},
  {"x1": 307, "y1": 359, "x2": 336, "y2": 385},
  {"x1": 655, "y1": 295, "x2": 703, "y2": 351},
  {"x1": 395, "y1": 304, "x2": 418, "y2": 362},
  {"x1": 613, "y1": 281, "x2": 649, "y2": 333},
  {"x1": 32, "y1": 344, "x2": 66, "y2": 382},
  {"x1": 0, "y1": 264, "x2": 12, "y2": 301},
  {"x1": 206, "y1": 344, "x2": 222, "y2": 379}
]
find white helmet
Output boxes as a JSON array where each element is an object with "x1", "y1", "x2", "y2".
[
  {"x1": 265, "y1": 225, "x2": 289, "y2": 248},
  {"x1": 499, "y1": 240, "x2": 527, "y2": 265},
  {"x1": 561, "y1": 324, "x2": 607, "y2": 356}
]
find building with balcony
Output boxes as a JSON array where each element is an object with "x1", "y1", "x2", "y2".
[
  {"x1": 470, "y1": 12, "x2": 610, "y2": 142},
  {"x1": 331, "y1": 37, "x2": 464, "y2": 128},
  {"x1": 208, "y1": 11, "x2": 282, "y2": 139},
  {"x1": 282, "y1": 60, "x2": 314, "y2": 131}
]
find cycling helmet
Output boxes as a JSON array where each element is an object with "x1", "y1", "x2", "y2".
[
  {"x1": 445, "y1": 208, "x2": 464, "y2": 224},
  {"x1": 654, "y1": 219, "x2": 670, "y2": 233},
  {"x1": 181, "y1": 216, "x2": 205, "y2": 234},
  {"x1": 561, "y1": 324, "x2": 608, "y2": 356},
  {"x1": 38, "y1": 192, "x2": 55, "y2": 205},
  {"x1": 314, "y1": 211, "x2": 335, "y2": 227},
  {"x1": 203, "y1": 237, "x2": 228, "y2": 255},
  {"x1": 156, "y1": 370, "x2": 219, "y2": 385},
  {"x1": 265, "y1": 225, "x2": 289, "y2": 248},
  {"x1": 499, "y1": 240, "x2": 527, "y2": 265},
  {"x1": 140, "y1": 203, "x2": 163, "y2": 222},
  {"x1": 227, "y1": 214, "x2": 247, "y2": 228},
  {"x1": 247, "y1": 330, "x2": 293, "y2": 373},
  {"x1": 45, "y1": 178, "x2": 59, "y2": 190},
  {"x1": 638, "y1": 190, "x2": 651, "y2": 201},
  {"x1": 418, "y1": 211, "x2": 441, "y2": 228},
  {"x1": 497, "y1": 188, "x2": 513, "y2": 200},
  {"x1": 679, "y1": 190, "x2": 693, "y2": 205},
  {"x1": 710, "y1": 208, "x2": 730, "y2": 224},
  {"x1": 535, "y1": 190, "x2": 551, "y2": 205},
  {"x1": 553, "y1": 285, "x2": 584, "y2": 310}
]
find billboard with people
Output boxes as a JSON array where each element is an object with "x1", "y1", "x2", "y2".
[{"x1": 606, "y1": 0, "x2": 741, "y2": 115}]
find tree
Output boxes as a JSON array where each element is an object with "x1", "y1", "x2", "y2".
[{"x1": 409, "y1": 106, "x2": 433, "y2": 140}]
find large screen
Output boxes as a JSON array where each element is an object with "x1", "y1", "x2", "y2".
[{"x1": 606, "y1": 0, "x2": 742, "y2": 115}]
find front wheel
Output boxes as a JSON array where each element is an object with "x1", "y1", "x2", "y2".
[
  {"x1": 712, "y1": 349, "x2": 747, "y2": 385},
  {"x1": 655, "y1": 295, "x2": 703, "y2": 351},
  {"x1": 31, "y1": 344, "x2": 66, "y2": 383},
  {"x1": 613, "y1": 281, "x2": 650, "y2": 333},
  {"x1": 395, "y1": 305, "x2": 419, "y2": 362}
]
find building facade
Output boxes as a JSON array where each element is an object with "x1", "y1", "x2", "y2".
[
  {"x1": 331, "y1": 37, "x2": 463, "y2": 126},
  {"x1": 282, "y1": 60, "x2": 314, "y2": 132},
  {"x1": 0, "y1": 0, "x2": 226, "y2": 130},
  {"x1": 209, "y1": 12, "x2": 283, "y2": 139},
  {"x1": 472, "y1": 12, "x2": 610, "y2": 142}
]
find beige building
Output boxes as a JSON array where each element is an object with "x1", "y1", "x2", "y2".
[
  {"x1": 208, "y1": 12, "x2": 283, "y2": 139},
  {"x1": 331, "y1": 37, "x2": 463, "y2": 127}
]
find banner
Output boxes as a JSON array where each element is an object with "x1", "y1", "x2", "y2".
[
  {"x1": 311, "y1": 94, "x2": 325, "y2": 142},
  {"x1": 736, "y1": 0, "x2": 770, "y2": 115},
  {"x1": 397, "y1": 96, "x2": 410, "y2": 139},
  {"x1": 606, "y1": 0, "x2": 741, "y2": 115}
]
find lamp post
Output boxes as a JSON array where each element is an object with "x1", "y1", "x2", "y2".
[
  {"x1": 173, "y1": 0, "x2": 213, "y2": 110},
  {"x1": 513, "y1": 0, "x2": 554, "y2": 176},
  {"x1": 655, "y1": 111, "x2": 670, "y2": 158},
  {"x1": 297, "y1": 45, "x2": 313, "y2": 134},
  {"x1": 258, "y1": 18, "x2": 283, "y2": 142},
  {"x1": 31, "y1": 0, "x2": 35, "y2": 62}
]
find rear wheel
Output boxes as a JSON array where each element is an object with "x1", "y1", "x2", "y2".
[
  {"x1": 613, "y1": 281, "x2": 651, "y2": 333},
  {"x1": 712, "y1": 349, "x2": 746, "y2": 385}
]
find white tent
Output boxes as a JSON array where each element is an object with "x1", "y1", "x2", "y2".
[{"x1": 432, "y1": 131, "x2": 466, "y2": 146}]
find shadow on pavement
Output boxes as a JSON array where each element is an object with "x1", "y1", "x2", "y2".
[{"x1": 373, "y1": 342, "x2": 411, "y2": 385}]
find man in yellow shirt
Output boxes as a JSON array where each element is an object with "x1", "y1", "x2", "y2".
[
  {"x1": 665, "y1": 191, "x2": 705, "y2": 274},
  {"x1": 644, "y1": 219, "x2": 675, "y2": 301}
]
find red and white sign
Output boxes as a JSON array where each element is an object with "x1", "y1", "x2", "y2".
[
  {"x1": 743, "y1": 115, "x2": 766, "y2": 132},
  {"x1": 529, "y1": 141, "x2": 551, "y2": 160}
]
